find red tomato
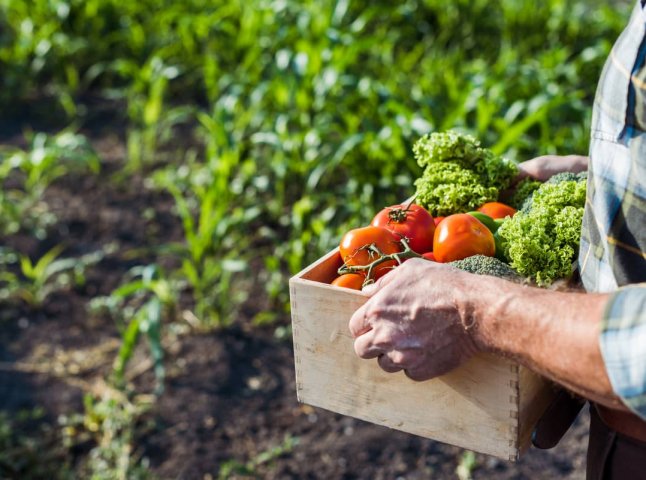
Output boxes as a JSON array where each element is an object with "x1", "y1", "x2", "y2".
[
  {"x1": 477, "y1": 202, "x2": 516, "y2": 219},
  {"x1": 339, "y1": 226, "x2": 402, "y2": 280},
  {"x1": 433, "y1": 213, "x2": 496, "y2": 263},
  {"x1": 433, "y1": 216, "x2": 445, "y2": 227},
  {"x1": 331, "y1": 273, "x2": 364, "y2": 290},
  {"x1": 371, "y1": 203, "x2": 435, "y2": 254},
  {"x1": 422, "y1": 252, "x2": 436, "y2": 261}
]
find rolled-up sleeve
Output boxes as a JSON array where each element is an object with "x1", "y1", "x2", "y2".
[{"x1": 600, "y1": 284, "x2": 646, "y2": 420}]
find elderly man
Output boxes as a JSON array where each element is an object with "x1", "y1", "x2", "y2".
[{"x1": 349, "y1": 2, "x2": 646, "y2": 478}]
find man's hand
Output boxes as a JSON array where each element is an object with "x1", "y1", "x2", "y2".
[
  {"x1": 349, "y1": 259, "x2": 483, "y2": 381},
  {"x1": 348, "y1": 257, "x2": 626, "y2": 412},
  {"x1": 516, "y1": 154, "x2": 589, "y2": 182}
]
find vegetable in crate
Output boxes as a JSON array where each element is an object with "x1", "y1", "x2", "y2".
[
  {"x1": 338, "y1": 226, "x2": 403, "y2": 282},
  {"x1": 413, "y1": 131, "x2": 518, "y2": 216},
  {"x1": 496, "y1": 173, "x2": 587, "y2": 286},
  {"x1": 331, "y1": 273, "x2": 364, "y2": 290},
  {"x1": 477, "y1": 202, "x2": 517, "y2": 219},
  {"x1": 509, "y1": 178, "x2": 542, "y2": 210},
  {"x1": 448, "y1": 255, "x2": 524, "y2": 282},
  {"x1": 433, "y1": 213, "x2": 496, "y2": 263},
  {"x1": 371, "y1": 202, "x2": 435, "y2": 254},
  {"x1": 514, "y1": 171, "x2": 588, "y2": 212}
]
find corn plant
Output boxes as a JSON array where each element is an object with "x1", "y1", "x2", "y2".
[
  {"x1": 110, "y1": 56, "x2": 192, "y2": 172},
  {"x1": 0, "y1": 130, "x2": 99, "y2": 237},
  {"x1": 152, "y1": 111, "x2": 257, "y2": 328},
  {"x1": 0, "y1": 0, "x2": 82, "y2": 116},
  {"x1": 90, "y1": 264, "x2": 177, "y2": 393},
  {"x1": 0, "y1": 245, "x2": 103, "y2": 308},
  {"x1": 9, "y1": 131, "x2": 99, "y2": 194}
]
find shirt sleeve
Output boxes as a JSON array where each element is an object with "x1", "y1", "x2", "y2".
[{"x1": 599, "y1": 284, "x2": 646, "y2": 420}]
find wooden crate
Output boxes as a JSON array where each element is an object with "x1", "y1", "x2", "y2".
[{"x1": 289, "y1": 248, "x2": 558, "y2": 461}]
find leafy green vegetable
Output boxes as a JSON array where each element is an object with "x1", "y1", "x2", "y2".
[
  {"x1": 413, "y1": 131, "x2": 518, "y2": 216},
  {"x1": 508, "y1": 178, "x2": 542, "y2": 210},
  {"x1": 415, "y1": 163, "x2": 499, "y2": 216},
  {"x1": 497, "y1": 175, "x2": 587, "y2": 286},
  {"x1": 449, "y1": 255, "x2": 523, "y2": 281},
  {"x1": 516, "y1": 171, "x2": 588, "y2": 212}
]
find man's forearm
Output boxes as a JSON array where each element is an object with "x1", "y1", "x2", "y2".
[
  {"x1": 350, "y1": 259, "x2": 630, "y2": 412},
  {"x1": 473, "y1": 282, "x2": 628, "y2": 411}
]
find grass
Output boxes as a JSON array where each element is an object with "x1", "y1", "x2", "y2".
[{"x1": 0, "y1": 0, "x2": 630, "y2": 477}]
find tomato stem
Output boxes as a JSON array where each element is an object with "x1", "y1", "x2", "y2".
[
  {"x1": 338, "y1": 238, "x2": 422, "y2": 287},
  {"x1": 386, "y1": 196, "x2": 418, "y2": 224},
  {"x1": 404, "y1": 195, "x2": 418, "y2": 211}
]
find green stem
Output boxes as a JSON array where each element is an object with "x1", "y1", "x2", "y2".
[
  {"x1": 338, "y1": 238, "x2": 422, "y2": 287},
  {"x1": 388, "y1": 196, "x2": 418, "y2": 223},
  {"x1": 404, "y1": 195, "x2": 418, "y2": 211}
]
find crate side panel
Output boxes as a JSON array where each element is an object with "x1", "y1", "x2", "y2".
[
  {"x1": 290, "y1": 276, "x2": 519, "y2": 460},
  {"x1": 290, "y1": 275, "x2": 367, "y2": 404},
  {"x1": 298, "y1": 248, "x2": 343, "y2": 283},
  {"x1": 517, "y1": 366, "x2": 560, "y2": 454}
]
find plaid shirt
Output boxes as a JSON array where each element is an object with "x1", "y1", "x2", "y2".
[{"x1": 579, "y1": 1, "x2": 646, "y2": 419}]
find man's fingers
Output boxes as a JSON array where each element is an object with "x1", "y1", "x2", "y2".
[
  {"x1": 353, "y1": 330, "x2": 382, "y2": 359},
  {"x1": 349, "y1": 302, "x2": 371, "y2": 338},
  {"x1": 377, "y1": 354, "x2": 403, "y2": 373},
  {"x1": 348, "y1": 271, "x2": 397, "y2": 338},
  {"x1": 349, "y1": 273, "x2": 391, "y2": 337},
  {"x1": 404, "y1": 368, "x2": 434, "y2": 382}
]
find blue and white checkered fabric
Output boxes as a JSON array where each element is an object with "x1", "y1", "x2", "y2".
[
  {"x1": 579, "y1": 1, "x2": 646, "y2": 419},
  {"x1": 600, "y1": 286, "x2": 646, "y2": 418}
]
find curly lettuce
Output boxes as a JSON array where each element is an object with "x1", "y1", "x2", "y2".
[
  {"x1": 496, "y1": 177, "x2": 587, "y2": 286},
  {"x1": 413, "y1": 131, "x2": 518, "y2": 216}
]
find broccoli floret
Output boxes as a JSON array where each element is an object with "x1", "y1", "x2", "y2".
[
  {"x1": 449, "y1": 255, "x2": 524, "y2": 281},
  {"x1": 413, "y1": 131, "x2": 518, "y2": 216},
  {"x1": 497, "y1": 176, "x2": 586, "y2": 286},
  {"x1": 545, "y1": 171, "x2": 588, "y2": 184},
  {"x1": 509, "y1": 178, "x2": 542, "y2": 211}
]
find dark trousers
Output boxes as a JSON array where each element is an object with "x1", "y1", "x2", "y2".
[{"x1": 587, "y1": 406, "x2": 646, "y2": 480}]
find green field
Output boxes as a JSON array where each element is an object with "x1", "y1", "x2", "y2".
[{"x1": 0, "y1": 1, "x2": 630, "y2": 478}]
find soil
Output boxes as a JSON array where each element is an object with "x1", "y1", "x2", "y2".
[{"x1": 0, "y1": 130, "x2": 591, "y2": 479}]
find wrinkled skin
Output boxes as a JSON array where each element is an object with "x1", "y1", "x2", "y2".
[
  {"x1": 348, "y1": 257, "x2": 621, "y2": 411},
  {"x1": 349, "y1": 259, "x2": 481, "y2": 381}
]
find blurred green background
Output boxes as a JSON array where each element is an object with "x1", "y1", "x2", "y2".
[{"x1": 0, "y1": 0, "x2": 631, "y2": 478}]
